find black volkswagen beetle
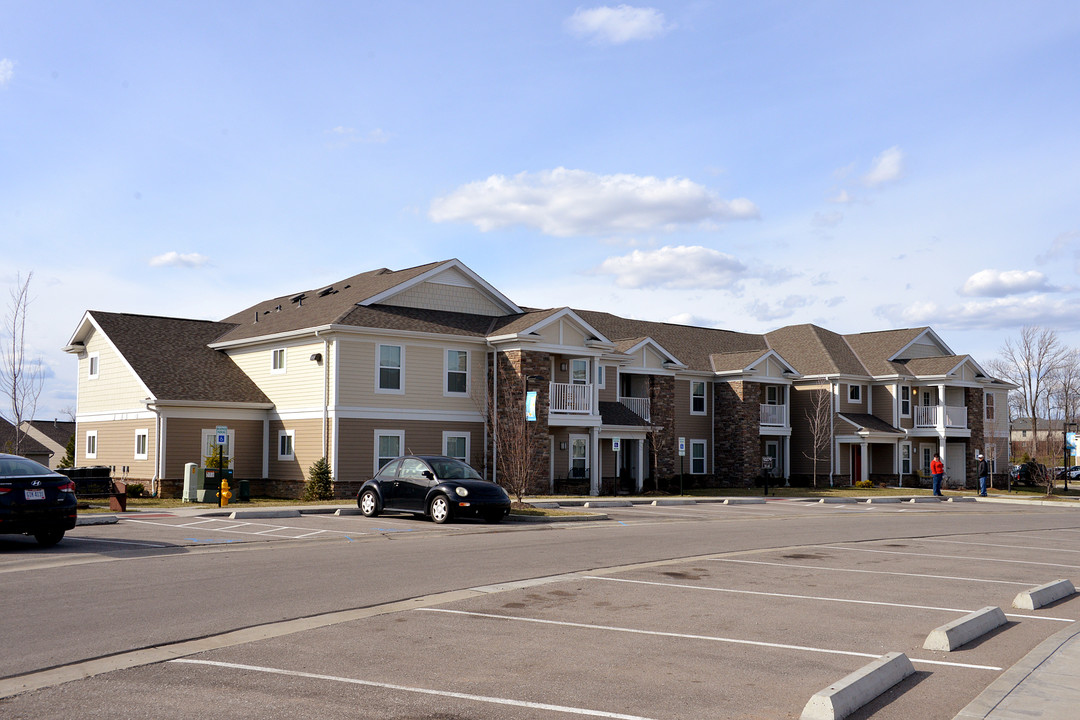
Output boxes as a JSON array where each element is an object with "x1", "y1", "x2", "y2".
[
  {"x1": 357, "y1": 455, "x2": 510, "y2": 524},
  {"x1": 0, "y1": 454, "x2": 78, "y2": 546}
]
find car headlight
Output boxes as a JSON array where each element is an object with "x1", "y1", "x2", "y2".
[{"x1": 454, "y1": 486, "x2": 469, "y2": 497}]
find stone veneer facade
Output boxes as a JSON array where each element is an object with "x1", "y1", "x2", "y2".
[
  {"x1": 491, "y1": 349, "x2": 552, "y2": 494},
  {"x1": 965, "y1": 387, "x2": 986, "y2": 489},
  {"x1": 648, "y1": 375, "x2": 676, "y2": 478},
  {"x1": 714, "y1": 380, "x2": 762, "y2": 485}
]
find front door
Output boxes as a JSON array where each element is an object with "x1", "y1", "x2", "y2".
[
  {"x1": 765, "y1": 441, "x2": 780, "y2": 478},
  {"x1": 946, "y1": 442, "x2": 966, "y2": 489},
  {"x1": 569, "y1": 435, "x2": 588, "y2": 479},
  {"x1": 850, "y1": 446, "x2": 862, "y2": 483}
]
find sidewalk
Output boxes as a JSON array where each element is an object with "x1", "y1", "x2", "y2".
[{"x1": 954, "y1": 621, "x2": 1080, "y2": 719}]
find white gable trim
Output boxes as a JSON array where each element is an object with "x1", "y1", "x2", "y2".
[
  {"x1": 65, "y1": 312, "x2": 156, "y2": 402},
  {"x1": 510, "y1": 308, "x2": 612, "y2": 347},
  {"x1": 891, "y1": 328, "x2": 955, "y2": 361},
  {"x1": 359, "y1": 259, "x2": 522, "y2": 314},
  {"x1": 622, "y1": 337, "x2": 683, "y2": 368}
]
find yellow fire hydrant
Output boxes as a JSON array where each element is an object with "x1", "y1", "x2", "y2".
[{"x1": 218, "y1": 478, "x2": 233, "y2": 507}]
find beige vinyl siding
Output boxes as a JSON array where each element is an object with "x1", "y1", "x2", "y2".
[
  {"x1": 598, "y1": 364, "x2": 617, "y2": 402},
  {"x1": 270, "y1": 418, "x2": 325, "y2": 482},
  {"x1": 984, "y1": 390, "x2": 1009, "y2": 437},
  {"x1": 673, "y1": 378, "x2": 711, "y2": 446},
  {"x1": 75, "y1": 419, "x2": 157, "y2": 481},
  {"x1": 902, "y1": 339, "x2": 946, "y2": 358},
  {"x1": 337, "y1": 337, "x2": 485, "y2": 412},
  {"x1": 838, "y1": 383, "x2": 865, "y2": 414},
  {"x1": 789, "y1": 383, "x2": 833, "y2": 476},
  {"x1": 228, "y1": 342, "x2": 325, "y2": 410},
  {"x1": 381, "y1": 276, "x2": 505, "y2": 316},
  {"x1": 78, "y1": 330, "x2": 150, "y2": 414},
  {"x1": 163, "y1": 418, "x2": 265, "y2": 480},
  {"x1": 336, "y1": 418, "x2": 485, "y2": 483},
  {"x1": 872, "y1": 385, "x2": 893, "y2": 424},
  {"x1": 535, "y1": 318, "x2": 590, "y2": 348}
]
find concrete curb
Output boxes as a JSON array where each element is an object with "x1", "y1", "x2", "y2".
[
  {"x1": 948, "y1": 497, "x2": 976, "y2": 502},
  {"x1": 801, "y1": 651, "x2": 915, "y2": 720},
  {"x1": 723, "y1": 497, "x2": 767, "y2": 505},
  {"x1": 228, "y1": 509, "x2": 302, "y2": 519},
  {"x1": 819, "y1": 497, "x2": 860, "y2": 504},
  {"x1": 506, "y1": 513, "x2": 608, "y2": 523},
  {"x1": 76, "y1": 515, "x2": 118, "y2": 526},
  {"x1": 334, "y1": 508, "x2": 362, "y2": 516},
  {"x1": 951, "y1": 621, "x2": 1080, "y2": 719},
  {"x1": 1012, "y1": 579, "x2": 1076, "y2": 610},
  {"x1": 924, "y1": 607, "x2": 1008, "y2": 651},
  {"x1": 865, "y1": 497, "x2": 901, "y2": 504},
  {"x1": 908, "y1": 497, "x2": 943, "y2": 503},
  {"x1": 582, "y1": 500, "x2": 633, "y2": 508},
  {"x1": 651, "y1": 498, "x2": 698, "y2": 506}
]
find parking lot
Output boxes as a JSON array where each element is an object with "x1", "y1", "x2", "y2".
[{"x1": 3, "y1": 499, "x2": 1079, "y2": 719}]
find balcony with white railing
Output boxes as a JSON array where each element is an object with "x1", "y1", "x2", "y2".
[
  {"x1": 619, "y1": 396, "x2": 650, "y2": 422},
  {"x1": 915, "y1": 405, "x2": 968, "y2": 429},
  {"x1": 549, "y1": 382, "x2": 593, "y2": 414},
  {"x1": 760, "y1": 404, "x2": 786, "y2": 427}
]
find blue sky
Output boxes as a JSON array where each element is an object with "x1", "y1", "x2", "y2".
[{"x1": 3, "y1": 1, "x2": 1080, "y2": 422}]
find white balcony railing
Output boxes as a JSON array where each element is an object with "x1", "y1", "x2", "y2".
[
  {"x1": 915, "y1": 405, "x2": 968, "y2": 429},
  {"x1": 619, "y1": 396, "x2": 650, "y2": 422},
  {"x1": 760, "y1": 404, "x2": 786, "y2": 427},
  {"x1": 550, "y1": 382, "x2": 592, "y2": 414}
]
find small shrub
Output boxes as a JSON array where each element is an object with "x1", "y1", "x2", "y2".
[
  {"x1": 854, "y1": 479, "x2": 874, "y2": 489},
  {"x1": 303, "y1": 457, "x2": 335, "y2": 501},
  {"x1": 125, "y1": 482, "x2": 145, "y2": 498}
]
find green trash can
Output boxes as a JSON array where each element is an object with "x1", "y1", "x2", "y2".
[{"x1": 237, "y1": 479, "x2": 250, "y2": 502}]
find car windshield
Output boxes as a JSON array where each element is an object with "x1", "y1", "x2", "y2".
[
  {"x1": 428, "y1": 458, "x2": 483, "y2": 480},
  {"x1": 0, "y1": 456, "x2": 53, "y2": 478}
]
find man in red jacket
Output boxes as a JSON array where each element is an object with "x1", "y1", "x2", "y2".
[{"x1": 931, "y1": 452, "x2": 945, "y2": 496}]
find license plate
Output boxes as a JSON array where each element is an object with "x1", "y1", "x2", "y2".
[{"x1": 24, "y1": 489, "x2": 45, "y2": 501}]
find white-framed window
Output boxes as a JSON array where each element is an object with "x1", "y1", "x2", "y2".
[
  {"x1": 900, "y1": 386, "x2": 911, "y2": 417},
  {"x1": 375, "y1": 430, "x2": 404, "y2": 473},
  {"x1": 443, "y1": 432, "x2": 470, "y2": 462},
  {"x1": 691, "y1": 381, "x2": 706, "y2": 415},
  {"x1": 377, "y1": 344, "x2": 403, "y2": 393},
  {"x1": 134, "y1": 429, "x2": 149, "y2": 460},
  {"x1": 765, "y1": 386, "x2": 779, "y2": 405},
  {"x1": 571, "y1": 358, "x2": 589, "y2": 385},
  {"x1": 271, "y1": 348, "x2": 287, "y2": 374},
  {"x1": 445, "y1": 350, "x2": 468, "y2": 395},
  {"x1": 922, "y1": 390, "x2": 932, "y2": 407},
  {"x1": 569, "y1": 434, "x2": 588, "y2": 478},
  {"x1": 278, "y1": 429, "x2": 295, "y2": 460},
  {"x1": 921, "y1": 444, "x2": 934, "y2": 476},
  {"x1": 201, "y1": 429, "x2": 235, "y2": 466},
  {"x1": 596, "y1": 365, "x2": 605, "y2": 389},
  {"x1": 848, "y1": 384, "x2": 862, "y2": 403},
  {"x1": 985, "y1": 392, "x2": 995, "y2": 421},
  {"x1": 901, "y1": 443, "x2": 912, "y2": 474},
  {"x1": 85, "y1": 430, "x2": 98, "y2": 459},
  {"x1": 690, "y1": 440, "x2": 707, "y2": 474},
  {"x1": 88, "y1": 352, "x2": 100, "y2": 380}
]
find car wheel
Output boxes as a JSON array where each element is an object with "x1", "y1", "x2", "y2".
[
  {"x1": 34, "y1": 529, "x2": 65, "y2": 547},
  {"x1": 429, "y1": 495, "x2": 451, "y2": 524},
  {"x1": 359, "y1": 490, "x2": 380, "y2": 517}
]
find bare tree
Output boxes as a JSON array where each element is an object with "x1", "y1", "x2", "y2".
[
  {"x1": 476, "y1": 358, "x2": 546, "y2": 504},
  {"x1": 1, "y1": 272, "x2": 45, "y2": 455},
  {"x1": 994, "y1": 326, "x2": 1068, "y2": 462},
  {"x1": 801, "y1": 385, "x2": 832, "y2": 488}
]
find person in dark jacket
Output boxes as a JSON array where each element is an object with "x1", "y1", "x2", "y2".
[{"x1": 976, "y1": 453, "x2": 989, "y2": 496}]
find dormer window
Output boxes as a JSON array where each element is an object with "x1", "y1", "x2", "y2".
[{"x1": 848, "y1": 384, "x2": 862, "y2": 403}]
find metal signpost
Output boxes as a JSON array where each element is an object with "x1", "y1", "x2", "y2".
[{"x1": 678, "y1": 437, "x2": 685, "y2": 495}]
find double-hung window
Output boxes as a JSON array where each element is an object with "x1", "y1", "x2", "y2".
[
  {"x1": 985, "y1": 393, "x2": 995, "y2": 421},
  {"x1": 443, "y1": 432, "x2": 469, "y2": 462},
  {"x1": 134, "y1": 429, "x2": 149, "y2": 460},
  {"x1": 85, "y1": 430, "x2": 98, "y2": 460},
  {"x1": 377, "y1": 345, "x2": 403, "y2": 393},
  {"x1": 901, "y1": 443, "x2": 912, "y2": 475},
  {"x1": 691, "y1": 381, "x2": 706, "y2": 415},
  {"x1": 88, "y1": 352, "x2": 100, "y2": 380},
  {"x1": 690, "y1": 440, "x2": 706, "y2": 474},
  {"x1": 375, "y1": 430, "x2": 404, "y2": 472},
  {"x1": 278, "y1": 430, "x2": 295, "y2": 460},
  {"x1": 848, "y1": 384, "x2": 862, "y2": 403},
  {"x1": 446, "y1": 350, "x2": 468, "y2": 395},
  {"x1": 900, "y1": 386, "x2": 911, "y2": 417}
]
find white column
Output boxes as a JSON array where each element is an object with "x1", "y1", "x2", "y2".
[
  {"x1": 783, "y1": 435, "x2": 791, "y2": 484},
  {"x1": 860, "y1": 442, "x2": 869, "y2": 482},
  {"x1": 590, "y1": 426, "x2": 600, "y2": 496},
  {"x1": 636, "y1": 439, "x2": 644, "y2": 492}
]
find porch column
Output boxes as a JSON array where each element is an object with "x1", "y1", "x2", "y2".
[
  {"x1": 938, "y1": 384, "x2": 947, "y2": 431},
  {"x1": 860, "y1": 442, "x2": 869, "y2": 483},
  {"x1": 590, "y1": 426, "x2": 600, "y2": 496},
  {"x1": 636, "y1": 440, "x2": 644, "y2": 492},
  {"x1": 783, "y1": 435, "x2": 791, "y2": 484}
]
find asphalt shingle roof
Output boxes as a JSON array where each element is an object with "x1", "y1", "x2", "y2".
[
  {"x1": 89, "y1": 312, "x2": 271, "y2": 404},
  {"x1": 837, "y1": 413, "x2": 905, "y2": 434},
  {"x1": 0, "y1": 418, "x2": 51, "y2": 456},
  {"x1": 843, "y1": 328, "x2": 927, "y2": 377},
  {"x1": 599, "y1": 401, "x2": 647, "y2": 427},
  {"x1": 765, "y1": 324, "x2": 868, "y2": 376}
]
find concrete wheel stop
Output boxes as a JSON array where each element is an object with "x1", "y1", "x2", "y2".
[{"x1": 801, "y1": 651, "x2": 915, "y2": 720}]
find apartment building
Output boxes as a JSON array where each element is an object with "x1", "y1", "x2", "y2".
[{"x1": 63, "y1": 259, "x2": 1012, "y2": 496}]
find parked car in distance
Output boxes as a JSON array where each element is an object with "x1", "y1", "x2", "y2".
[
  {"x1": 1013, "y1": 461, "x2": 1048, "y2": 486},
  {"x1": 0, "y1": 454, "x2": 78, "y2": 546},
  {"x1": 357, "y1": 455, "x2": 511, "y2": 524}
]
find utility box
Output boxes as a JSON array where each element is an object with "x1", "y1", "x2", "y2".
[
  {"x1": 198, "y1": 467, "x2": 234, "y2": 503},
  {"x1": 183, "y1": 463, "x2": 198, "y2": 502}
]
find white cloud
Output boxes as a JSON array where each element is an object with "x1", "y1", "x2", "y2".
[
  {"x1": 595, "y1": 246, "x2": 747, "y2": 290},
  {"x1": 565, "y1": 5, "x2": 672, "y2": 44},
  {"x1": 149, "y1": 251, "x2": 209, "y2": 268},
  {"x1": 0, "y1": 59, "x2": 13, "y2": 87},
  {"x1": 876, "y1": 294, "x2": 1080, "y2": 331},
  {"x1": 429, "y1": 168, "x2": 758, "y2": 237},
  {"x1": 959, "y1": 269, "x2": 1054, "y2": 297},
  {"x1": 666, "y1": 312, "x2": 720, "y2": 327},
  {"x1": 862, "y1": 146, "x2": 904, "y2": 187},
  {"x1": 746, "y1": 295, "x2": 811, "y2": 322},
  {"x1": 827, "y1": 189, "x2": 853, "y2": 204}
]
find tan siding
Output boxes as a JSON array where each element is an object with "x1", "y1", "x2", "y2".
[
  {"x1": 838, "y1": 383, "x2": 866, "y2": 414},
  {"x1": 789, "y1": 383, "x2": 832, "y2": 476},
  {"x1": 163, "y1": 418, "x2": 264, "y2": 480},
  {"x1": 872, "y1": 385, "x2": 893, "y2": 424},
  {"x1": 673, "y1": 378, "x2": 711, "y2": 447},
  {"x1": 228, "y1": 342, "x2": 324, "y2": 410},
  {"x1": 270, "y1": 418, "x2": 325, "y2": 482},
  {"x1": 382, "y1": 278, "x2": 504, "y2": 315},
  {"x1": 75, "y1": 420, "x2": 157, "y2": 482},
  {"x1": 643, "y1": 347, "x2": 666, "y2": 370},
  {"x1": 78, "y1": 329, "x2": 149, "y2": 414},
  {"x1": 336, "y1": 337, "x2": 485, "y2": 412},
  {"x1": 335, "y1": 418, "x2": 485, "y2": 483},
  {"x1": 598, "y1": 363, "x2": 617, "y2": 402}
]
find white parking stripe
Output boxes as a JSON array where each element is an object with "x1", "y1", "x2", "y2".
[
  {"x1": 419, "y1": 608, "x2": 1002, "y2": 671},
  {"x1": 66, "y1": 537, "x2": 170, "y2": 548},
  {"x1": 171, "y1": 658, "x2": 659, "y2": 720},
  {"x1": 580, "y1": 576, "x2": 1072, "y2": 622},
  {"x1": 124, "y1": 517, "x2": 365, "y2": 539},
  {"x1": 709, "y1": 558, "x2": 1034, "y2": 586},
  {"x1": 822, "y1": 545, "x2": 1080, "y2": 571},
  {"x1": 933, "y1": 538, "x2": 1080, "y2": 555}
]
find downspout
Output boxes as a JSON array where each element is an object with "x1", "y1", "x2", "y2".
[
  {"x1": 829, "y1": 380, "x2": 836, "y2": 487},
  {"x1": 145, "y1": 400, "x2": 162, "y2": 497},
  {"x1": 487, "y1": 342, "x2": 498, "y2": 483},
  {"x1": 315, "y1": 330, "x2": 329, "y2": 461}
]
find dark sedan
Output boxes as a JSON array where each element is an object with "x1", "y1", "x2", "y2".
[
  {"x1": 357, "y1": 455, "x2": 511, "y2": 524},
  {"x1": 0, "y1": 454, "x2": 78, "y2": 546}
]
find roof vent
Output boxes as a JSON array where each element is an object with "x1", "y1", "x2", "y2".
[{"x1": 317, "y1": 286, "x2": 337, "y2": 297}]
